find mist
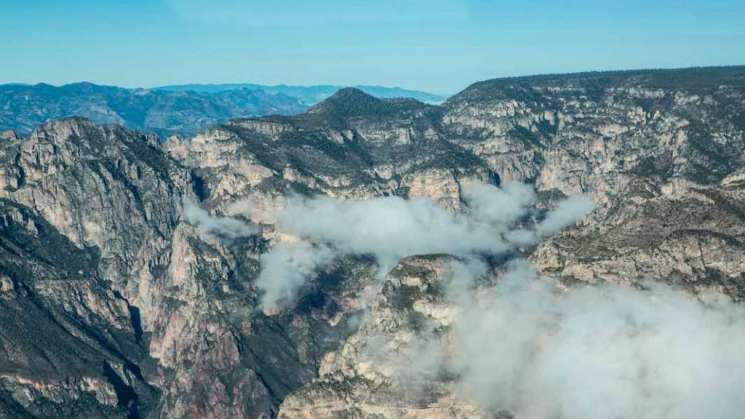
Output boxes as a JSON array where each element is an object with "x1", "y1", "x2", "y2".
[
  {"x1": 277, "y1": 193, "x2": 512, "y2": 264},
  {"x1": 256, "y1": 182, "x2": 581, "y2": 309},
  {"x1": 255, "y1": 241, "x2": 334, "y2": 313},
  {"x1": 184, "y1": 183, "x2": 591, "y2": 318},
  {"x1": 182, "y1": 198, "x2": 258, "y2": 238},
  {"x1": 443, "y1": 261, "x2": 745, "y2": 419},
  {"x1": 188, "y1": 182, "x2": 745, "y2": 418},
  {"x1": 505, "y1": 193, "x2": 594, "y2": 246}
]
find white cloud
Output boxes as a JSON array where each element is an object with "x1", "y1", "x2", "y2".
[
  {"x1": 535, "y1": 193, "x2": 594, "y2": 237},
  {"x1": 277, "y1": 194, "x2": 511, "y2": 267},
  {"x1": 506, "y1": 193, "x2": 594, "y2": 246},
  {"x1": 254, "y1": 182, "x2": 592, "y2": 311},
  {"x1": 461, "y1": 181, "x2": 536, "y2": 227},
  {"x1": 255, "y1": 241, "x2": 334, "y2": 313},
  {"x1": 182, "y1": 198, "x2": 257, "y2": 239},
  {"x1": 212, "y1": 178, "x2": 745, "y2": 418},
  {"x1": 444, "y1": 261, "x2": 745, "y2": 419}
]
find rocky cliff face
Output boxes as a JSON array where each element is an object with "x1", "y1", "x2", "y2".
[
  {"x1": 1, "y1": 67, "x2": 744, "y2": 418},
  {"x1": 162, "y1": 88, "x2": 495, "y2": 212},
  {"x1": 277, "y1": 255, "x2": 486, "y2": 419},
  {"x1": 441, "y1": 67, "x2": 745, "y2": 294}
]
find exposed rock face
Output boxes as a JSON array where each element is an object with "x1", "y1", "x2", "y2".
[
  {"x1": 0, "y1": 118, "x2": 357, "y2": 418},
  {"x1": 278, "y1": 256, "x2": 485, "y2": 419},
  {"x1": 531, "y1": 177, "x2": 745, "y2": 294},
  {"x1": 163, "y1": 88, "x2": 496, "y2": 212},
  {"x1": 0, "y1": 123, "x2": 167, "y2": 418},
  {"x1": 1, "y1": 67, "x2": 744, "y2": 418},
  {"x1": 439, "y1": 68, "x2": 745, "y2": 295}
]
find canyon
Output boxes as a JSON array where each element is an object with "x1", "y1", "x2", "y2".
[{"x1": 1, "y1": 66, "x2": 744, "y2": 418}]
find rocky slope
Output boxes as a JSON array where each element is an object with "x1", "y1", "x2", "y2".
[
  {"x1": 441, "y1": 67, "x2": 745, "y2": 294},
  {"x1": 163, "y1": 88, "x2": 494, "y2": 213},
  {"x1": 1, "y1": 66, "x2": 744, "y2": 418}
]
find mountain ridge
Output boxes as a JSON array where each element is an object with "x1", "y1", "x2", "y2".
[
  {"x1": 0, "y1": 82, "x2": 307, "y2": 136},
  {"x1": 154, "y1": 83, "x2": 447, "y2": 105},
  {"x1": 450, "y1": 65, "x2": 745, "y2": 103}
]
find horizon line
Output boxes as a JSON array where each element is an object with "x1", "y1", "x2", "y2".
[{"x1": 2, "y1": 63, "x2": 744, "y2": 96}]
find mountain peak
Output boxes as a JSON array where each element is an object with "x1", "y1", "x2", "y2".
[
  {"x1": 330, "y1": 87, "x2": 377, "y2": 99},
  {"x1": 307, "y1": 87, "x2": 433, "y2": 120},
  {"x1": 29, "y1": 117, "x2": 105, "y2": 142},
  {"x1": 307, "y1": 87, "x2": 383, "y2": 117}
]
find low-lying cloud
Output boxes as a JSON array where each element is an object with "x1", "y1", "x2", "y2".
[
  {"x1": 183, "y1": 184, "x2": 593, "y2": 312},
  {"x1": 460, "y1": 181, "x2": 536, "y2": 227},
  {"x1": 277, "y1": 194, "x2": 509, "y2": 265},
  {"x1": 185, "y1": 183, "x2": 745, "y2": 417},
  {"x1": 443, "y1": 261, "x2": 745, "y2": 419},
  {"x1": 534, "y1": 193, "x2": 595, "y2": 237},
  {"x1": 183, "y1": 198, "x2": 258, "y2": 238},
  {"x1": 255, "y1": 182, "x2": 589, "y2": 310},
  {"x1": 505, "y1": 193, "x2": 594, "y2": 246},
  {"x1": 255, "y1": 241, "x2": 334, "y2": 313}
]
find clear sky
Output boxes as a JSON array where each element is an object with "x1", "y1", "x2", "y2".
[{"x1": 2, "y1": 0, "x2": 744, "y2": 93}]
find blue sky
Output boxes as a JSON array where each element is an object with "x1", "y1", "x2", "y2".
[{"x1": 1, "y1": 0, "x2": 744, "y2": 93}]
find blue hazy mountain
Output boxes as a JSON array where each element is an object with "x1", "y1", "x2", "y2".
[
  {"x1": 0, "y1": 82, "x2": 307, "y2": 136},
  {"x1": 155, "y1": 83, "x2": 447, "y2": 105}
]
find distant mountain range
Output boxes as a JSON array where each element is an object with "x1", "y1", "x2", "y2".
[
  {"x1": 154, "y1": 83, "x2": 446, "y2": 105},
  {"x1": 0, "y1": 82, "x2": 307, "y2": 136},
  {"x1": 0, "y1": 82, "x2": 446, "y2": 136}
]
